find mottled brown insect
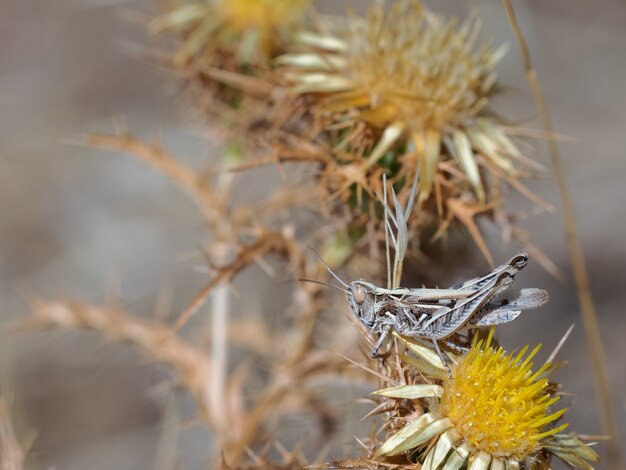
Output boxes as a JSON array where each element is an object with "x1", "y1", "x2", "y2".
[{"x1": 310, "y1": 174, "x2": 548, "y2": 364}]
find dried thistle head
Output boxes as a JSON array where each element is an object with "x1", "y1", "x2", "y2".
[
  {"x1": 276, "y1": 0, "x2": 549, "y2": 266},
  {"x1": 364, "y1": 332, "x2": 600, "y2": 469},
  {"x1": 149, "y1": 0, "x2": 311, "y2": 149},
  {"x1": 151, "y1": 0, "x2": 310, "y2": 66}
]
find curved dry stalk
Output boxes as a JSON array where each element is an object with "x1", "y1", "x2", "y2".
[
  {"x1": 14, "y1": 276, "x2": 361, "y2": 467},
  {"x1": 0, "y1": 398, "x2": 24, "y2": 470},
  {"x1": 174, "y1": 230, "x2": 294, "y2": 332},
  {"x1": 18, "y1": 301, "x2": 215, "y2": 428},
  {"x1": 88, "y1": 133, "x2": 226, "y2": 225},
  {"x1": 503, "y1": 1, "x2": 622, "y2": 467}
]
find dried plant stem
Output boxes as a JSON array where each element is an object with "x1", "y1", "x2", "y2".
[
  {"x1": 210, "y1": 271, "x2": 230, "y2": 431},
  {"x1": 17, "y1": 287, "x2": 352, "y2": 467},
  {"x1": 503, "y1": 1, "x2": 622, "y2": 467},
  {"x1": 209, "y1": 165, "x2": 235, "y2": 432},
  {"x1": 21, "y1": 302, "x2": 215, "y2": 425},
  {"x1": 175, "y1": 230, "x2": 291, "y2": 331},
  {"x1": 88, "y1": 134, "x2": 225, "y2": 225},
  {"x1": 0, "y1": 398, "x2": 23, "y2": 470}
]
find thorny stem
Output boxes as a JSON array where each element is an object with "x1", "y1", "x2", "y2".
[
  {"x1": 210, "y1": 256, "x2": 230, "y2": 436},
  {"x1": 88, "y1": 134, "x2": 227, "y2": 226},
  {"x1": 503, "y1": 1, "x2": 623, "y2": 467},
  {"x1": 83, "y1": 132, "x2": 369, "y2": 466},
  {"x1": 208, "y1": 162, "x2": 236, "y2": 435},
  {"x1": 19, "y1": 293, "x2": 354, "y2": 468},
  {"x1": 21, "y1": 302, "x2": 214, "y2": 423},
  {"x1": 225, "y1": 283, "x2": 321, "y2": 464},
  {"x1": 174, "y1": 231, "x2": 290, "y2": 332}
]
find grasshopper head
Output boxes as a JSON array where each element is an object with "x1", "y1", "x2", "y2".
[{"x1": 348, "y1": 280, "x2": 378, "y2": 328}]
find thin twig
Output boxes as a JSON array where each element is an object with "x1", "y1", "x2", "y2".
[
  {"x1": 88, "y1": 133, "x2": 225, "y2": 225},
  {"x1": 546, "y1": 324, "x2": 575, "y2": 365},
  {"x1": 173, "y1": 231, "x2": 290, "y2": 332},
  {"x1": 210, "y1": 279, "x2": 230, "y2": 432},
  {"x1": 19, "y1": 301, "x2": 214, "y2": 425},
  {"x1": 503, "y1": 2, "x2": 622, "y2": 467}
]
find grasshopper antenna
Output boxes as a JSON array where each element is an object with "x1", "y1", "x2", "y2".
[
  {"x1": 299, "y1": 278, "x2": 349, "y2": 294},
  {"x1": 306, "y1": 246, "x2": 350, "y2": 289}
]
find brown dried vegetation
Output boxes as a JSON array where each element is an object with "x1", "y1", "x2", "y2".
[{"x1": 4, "y1": 0, "x2": 615, "y2": 468}]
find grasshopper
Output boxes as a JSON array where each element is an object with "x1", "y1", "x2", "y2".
[
  {"x1": 312, "y1": 173, "x2": 548, "y2": 365},
  {"x1": 345, "y1": 253, "x2": 548, "y2": 359}
]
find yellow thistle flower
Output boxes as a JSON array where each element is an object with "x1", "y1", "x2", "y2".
[
  {"x1": 372, "y1": 331, "x2": 600, "y2": 469},
  {"x1": 151, "y1": 0, "x2": 309, "y2": 65},
  {"x1": 278, "y1": 0, "x2": 526, "y2": 204}
]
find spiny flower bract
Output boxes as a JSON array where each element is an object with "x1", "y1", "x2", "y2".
[
  {"x1": 276, "y1": 0, "x2": 550, "y2": 267},
  {"x1": 279, "y1": 0, "x2": 512, "y2": 200}
]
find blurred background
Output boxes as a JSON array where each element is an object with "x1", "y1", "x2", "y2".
[{"x1": 1, "y1": 0, "x2": 626, "y2": 468}]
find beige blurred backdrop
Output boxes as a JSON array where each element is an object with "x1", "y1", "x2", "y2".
[{"x1": 1, "y1": 0, "x2": 626, "y2": 468}]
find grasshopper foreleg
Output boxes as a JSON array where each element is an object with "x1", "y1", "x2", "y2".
[{"x1": 371, "y1": 324, "x2": 392, "y2": 357}]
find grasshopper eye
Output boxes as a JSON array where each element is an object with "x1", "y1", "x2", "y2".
[{"x1": 353, "y1": 285, "x2": 366, "y2": 305}]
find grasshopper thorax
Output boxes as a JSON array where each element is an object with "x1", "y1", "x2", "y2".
[{"x1": 348, "y1": 279, "x2": 380, "y2": 329}]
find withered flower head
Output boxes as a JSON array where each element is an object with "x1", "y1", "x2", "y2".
[
  {"x1": 279, "y1": 0, "x2": 513, "y2": 198},
  {"x1": 151, "y1": 0, "x2": 310, "y2": 66},
  {"x1": 277, "y1": 0, "x2": 548, "y2": 266},
  {"x1": 370, "y1": 332, "x2": 599, "y2": 469}
]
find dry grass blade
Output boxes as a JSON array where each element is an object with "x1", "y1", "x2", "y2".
[
  {"x1": 546, "y1": 324, "x2": 575, "y2": 365},
  {"x1": 0, "y1": 398, "x2": 24, "y2": 470},
  {"x1": 503, "y1": 1, "x2": 622, "y2": 467}
]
